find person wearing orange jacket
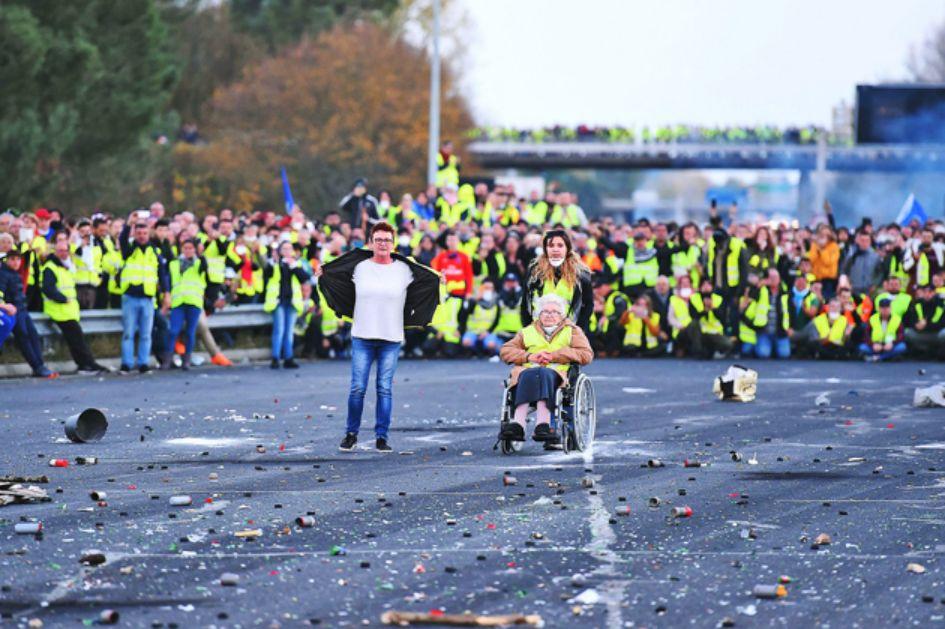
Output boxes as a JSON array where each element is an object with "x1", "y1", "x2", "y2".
[
  {"x1": 809, "y1": 225, "x2": 840, "y2": 299},
  {"x1": 431, "y1": 231, "x2": 473, "y2": 298}
]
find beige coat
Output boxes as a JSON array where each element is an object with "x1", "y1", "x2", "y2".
[{"x1": 499, "y1": 320, "x2": 594, "y2": 387}]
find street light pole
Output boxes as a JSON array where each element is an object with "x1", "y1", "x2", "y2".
[{"x1": 426, "y1": 0, "x2": 441, "y2": 187}]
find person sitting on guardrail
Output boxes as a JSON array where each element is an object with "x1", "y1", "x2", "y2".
[
  {"x1": 0, "y1": 251, "x2": 57, "y2": 378},
  {"x1": 499, "y1": 293, "x2": 593, "y2": 445},
  {"x1": 264, "y1": 241, "x2": 310, "y2": 369},
  {"x1": 162, "y1": 239, "x2": 208, "y2": 371},
  {"x1": 41, "y1": 232, "x2": 108, "y2": 375}
]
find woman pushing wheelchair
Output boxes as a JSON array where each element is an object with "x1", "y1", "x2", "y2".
[{"x1": 498, "y1": 293, "x2": 594, "y2": 449}]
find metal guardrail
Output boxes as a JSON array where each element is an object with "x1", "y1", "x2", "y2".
[{"x1": 31, "y1": 303, "x2": 272, "y2": 337}]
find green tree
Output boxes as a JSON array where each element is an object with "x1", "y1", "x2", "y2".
[
  {"x1": 230, "y1": 0, "x2": 400, "y2": 51},
  {"x1": 0, "y1": 0, "x2": 176, "y2": 210}
]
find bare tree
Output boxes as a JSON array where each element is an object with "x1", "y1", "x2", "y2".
[{"x1": 908, "y1": 19, "x2": 945, "y2": 82}]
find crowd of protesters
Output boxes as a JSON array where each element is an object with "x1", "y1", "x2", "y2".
[
  {"x1": 1, "y1": 141, "x2": 943, "y2": 377},
  {"x1": 470, "y1": 124, "x2": 850, "y2": 145}
]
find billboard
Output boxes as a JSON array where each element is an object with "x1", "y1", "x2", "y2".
[{"x1": 856, "y1": 84, "x2": 945, "y2": 144}]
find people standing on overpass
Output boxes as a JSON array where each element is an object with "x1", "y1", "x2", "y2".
[
  {"x1": 0, "y1": 251, "x2": 57, "y2": 378},
  {"x1": 42, "y1": 232, "x2": 108, "y2": 375},
  {"x1": 317, "y1": 221, "x2": 440, "y2": 453}
]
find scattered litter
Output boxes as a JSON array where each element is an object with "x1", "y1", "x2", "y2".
[
  {"x1": 89, "y1": 490, "x2": 107, "y2": 501},
  {"x1": 74, "y1": 457, "x2": 97, "y2": 465},
  {"x1": 234, "y1": 529, "x2": 262, "y2": 538},
  {"x1": 80, "y1": 552, "x2": 106, "y2": 566},
  {"x1": 99, "y1": 610, "x2": 119, "y2": 625},
  {"x1": 14, "y1": 522, "x2": 42, "y2": 534},
  {"x1": 914, "y1": 384, "x2": 945, "y2": 408},
  {"x1": 581, "y1": 477, "x2": 594, "y2": 488},
  {"x1": 646, "y1": 459, "x2": 664, "y2": 468},
  {"x1": 815, "y1": 392, "x2": 831, "y2": 407},
  {"x1": 0, "y1": 480, "x2": 49, "y2": 506},
  {"x1": 169, "y1": 495, "x2": 193, "y2": 506},
  {"x1": 503, "y1": 475, "x2": 518, "y2": 486},
  {"x1": 570, "y1": 588, "x2": 601, "y2": 605},
  {"x1": 907, "y1": 562, "x2": 927, "y2": 574},
  {"x1": 47, "y1": 459, "x2": 69, "y2": 468},
  {"x1": 220, "y1": 573, "x2": 240, "y2": 586},
  {"x1": 615, "y1": 505, "x2": 632, "y2": 516},
  {"x1": 671, "y1": 506, "x2": 693, "y2": 518},
  {"x1": 747, "y1": 454, "x2": 758, "y2": 465},
  {"x1": 648, "y1": 497, "x2": 661, "y2": 508},
  {"x1": 753, "y1": 584, "x2": 787, "y2": 599},
  {"x1": 713, "y1": 365, "x2": 758, "y2": 402},
  {"x1": 296, "y1": 516, "x2": 316, "y2": 528},
  {"x1": 812, "y1": 533, "x2": 832, "y2": 547},
  {"x1": 380, "y1": 611, "x2": 542, "y2": 626}
]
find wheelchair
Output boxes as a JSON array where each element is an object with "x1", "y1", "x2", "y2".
[{"x1": 495, "y1": 365, "x2": 596, "y2": 455}]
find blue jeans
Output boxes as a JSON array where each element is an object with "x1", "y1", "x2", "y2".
[
  {"x1": 121, "y1": 295, "x2": 155, "y2": 367},
  {"x1": 167, "y1": 305, "x2": 201, "y2": 355},
  {"x1": 0, "y1": 312, "x2": 14, "y2": 348},
  {"x1": 13, "y1": 310, "x2": 45, "y2": 373},
  {"x1": 345, "y1": 337, "x2": 401, "y2": 439},
  {"x1": 271, "y1": 304, "x2": 298, "y2": 360},
  {"x1": 858, "y1": 341, "x2": 907, "y2": 361},
  {"x1": 742, "y1": 333, "x2": 791, "y2": 359},
  {"x1": 462, "y1": 331, "x2": 501, "y2": 354}
]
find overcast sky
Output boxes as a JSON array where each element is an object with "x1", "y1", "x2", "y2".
[{"x1": 459, "y1": 0, "x2": 945, "y2": 128}]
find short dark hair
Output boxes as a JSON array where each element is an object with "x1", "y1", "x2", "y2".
[{"x1": 370, "y1": 221, "x2": 395, "y2": 240}]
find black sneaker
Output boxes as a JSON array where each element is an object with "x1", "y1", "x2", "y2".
[
  {"x1": 533, "y1": 423, "x2": 554, "y2": 442},
  {"x1": 500, "y1": 423, "x2": 525, "y2": 441},
  {"x1": 270, "y1": 359, "x2": 280, "y2": 369},
  {"x1": 139, "y1": 365, "x2": 152, "y2": 374},
  {"x1": 375, "y1": 438, "x2": 392, "y2": 453},
  {"x1": 339, "y1": 433, "x2": 358, "y2": 451},
  {"x1": 283, "y1": 359, "x2": 300, "y2": 369},
  {"x1": 119, "y1": 364, "x2": 133, "y2": 374}
]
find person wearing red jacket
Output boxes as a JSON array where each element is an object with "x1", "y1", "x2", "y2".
[{"x1": 431, "y1": 231, "x2": 473, "y2": 298}]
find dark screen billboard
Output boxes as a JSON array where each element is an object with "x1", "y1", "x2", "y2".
[{"x1": 856, "y1": 84, "x2": 945, "y2": 144}]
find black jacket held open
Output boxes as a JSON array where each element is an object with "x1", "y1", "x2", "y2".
[{"x1": 319, "y1": 249, "x2": 441, "y2": 329}]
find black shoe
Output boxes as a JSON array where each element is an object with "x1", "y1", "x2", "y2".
[
  {"x1": 500, "y1": 423, "x2": 525, "y2": 441},
  {"x1": 339, "y1": 433, "x2": 358, "y2": 451},
  {"x1": 533, "y1": 423, "x2": 554, "y2": 442},
  {"x1": 139, "y1": 365, "x2": 151, "y2": 374},
  {"x1": 283, "y1": 359, "x2": 300, "y2": 369},
  {"x1": 119, "y1": 364, "x2": 133, "y2": 374},
  {"x1": 375, "y1": 438, "x2": 392, "y2": 453},
  {"x1": 270, "y1": 359, "x2": 280, "y2": 369}
]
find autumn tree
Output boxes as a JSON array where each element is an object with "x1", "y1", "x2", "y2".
[{"x1": 176, "y1": 20, "x2": 474, "y2": 214}]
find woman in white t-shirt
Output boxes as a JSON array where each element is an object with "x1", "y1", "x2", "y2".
[{"x1": 316, "y1": 222, "x2": 440, "y2": 453}]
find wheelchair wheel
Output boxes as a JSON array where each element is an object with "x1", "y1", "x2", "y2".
[{"x1": 572, "y1": 374, "x2": 596, "y2": 452}]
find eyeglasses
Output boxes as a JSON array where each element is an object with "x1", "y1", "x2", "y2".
[
  {"x1": 539, "y1": 309, "x2": 562, "y2": 316},
  {"x1": 373, "y1": 238, "x2": 394, "y2": 244}
]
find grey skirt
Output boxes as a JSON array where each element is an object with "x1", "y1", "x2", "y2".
[{"x1": 514, "y1": 367, "x2": 562, "y2": 409}]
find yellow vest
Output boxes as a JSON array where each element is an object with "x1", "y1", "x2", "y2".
[
  {"x1": 691, "y1": 292, "x2": 724, "y2": 334},
  {"x1": 263, "y1": 265, "x2": 304, "y2": 315},
  {"x1": 534, "y1": 277, "x2": 575, "y2": 317},
  {"x1": 622, "y1": 249, "x2": 659, "y2": 289},
  {"x1": 466, "y1": 302, "x2": 497, "y2": 334},
  {"x1": 120, "y1": 246, "x2": 159, "y2": 297},
  {"x1": 431, "y1": 295, "x2": 463, "y2": 343},
  {"x1": 72, "y1": 242, "x2": 102, "y2": 287},
  {"x1": 668, "y1": 294, "x2": 692, "y2": 337},
  {"x1": 319, "y1": 292, "x2": 339, "y2": 336},
  {"x1": 708, "y1": 237, "x2": 745, "y2": 288},
  {"x1": 869, "y1": 313, "x2": 901, "y2": 344},
  {"x1": 623, "y1": 312, "x2": 660, "y2": 348},
  {"x1": 521, "y1": 324, "x2": 573, "y2": 377},
  {"x1": 495, "y1": 301, "x2": 522, "y2": 335},
  {"x1": 435, "y1": 152, "x2": 459, "y2": 187},
  {"x1": 42, "y1": 260, "x2": 80, "y2": 322},
  {"x1": 812, "y1": 313, "x2": 849, "y2": 345},
  {"x1": 205, "y1": 239, "x2": 236, "y2": 284},
  {"x1": 169, "y1": 258, "x2": 206, "y2": 309}
]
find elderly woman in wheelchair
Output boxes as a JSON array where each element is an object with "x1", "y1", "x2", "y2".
[{"x1": 497, "y1": 294, "x2": 595, "y2": 451}]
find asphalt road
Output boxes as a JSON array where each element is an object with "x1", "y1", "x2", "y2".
[{"x1": 0, "y1": 357, "x2": 944, "y2": 628}]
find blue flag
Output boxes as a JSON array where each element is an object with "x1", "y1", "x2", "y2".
[
  {"x1": 281, "y1": 166, "x2": 295, "y2": 213},
  {"x1": 895, "y1": 193, "x2": 927, "y2": 226}
]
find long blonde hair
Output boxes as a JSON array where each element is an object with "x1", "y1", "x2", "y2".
[{"x1": 530, "y1": 229, "x2": 589, "y2": 288}]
